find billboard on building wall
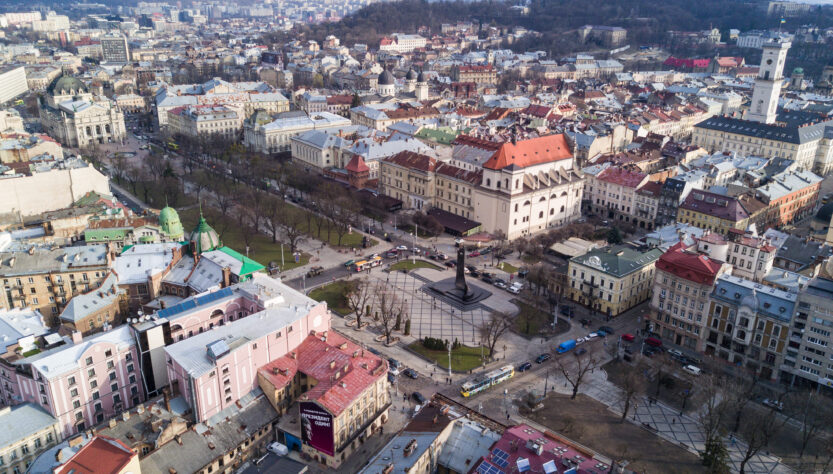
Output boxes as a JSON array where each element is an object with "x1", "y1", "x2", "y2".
[{"x1": 300, "y1": 401, "x2": 335, "y2": 456}]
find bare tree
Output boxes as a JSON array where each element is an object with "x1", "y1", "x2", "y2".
[
  {"x1": 724, "y1": 374, "x2": 759, "y2": 434},
  {"x1": 346, "y1": 277, "x2": 373, "y2": 329},
  {"x1": 618, "y1": 365, "x2": 647, "y2": 422},
  {"x1": 110, "y1": 153, "x2": 128, "y2": 184},
  {"x1": 698, "y1": 368, "x2": 730, "y2": 473},
  {"x1": 480, "y1": 311, "x2": 514, "y2": 361},
  {"x1": 737, "y1": 402, "x2": 787, "y2": 474},
  {"x1": 331, "y1": 197, "x2": 359, "y2": 247},
  {"x1": 280, "y1": 205, "x2": 308, "y2": 253},
  {"x1": 375, "y1": 283, "x2": 406, "y2": 345},
  {"x1": 263, "y1": 195, "x2": 283, "y2": 243},
  {"x1": 213, "y1": 180, "x2": 237, "y2": 216},
  {"x1": 146, "y1": 153, "x2": 167, "y2": 179},
  {"x1": 554, "y1": 354, "x2": 599, "y2": 399},
  {"x1": 786, "y1": 389, "x2": 832, "y2": 458}
]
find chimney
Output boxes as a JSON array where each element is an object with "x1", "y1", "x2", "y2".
[
  {"x1": 272, "y1": 367, "x2": 280, "y2": 375},
  {"x1": 71, "y1": 332, "x2": 83, "y2": 344},
  {"x1": 109, "y1": 418, "x2": 117, "y2": 428},
  {"x1": 221, "y1": 266, "x2": 231, "y2": 288}
]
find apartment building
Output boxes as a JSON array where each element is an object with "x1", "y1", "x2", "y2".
[
  {"x1": 725, "y1": 227, "x2": 777, "y2": 282},
  {"x1": 58, "y1": 273, "x2": 126, "y2": 336},
  {"x1": 782, "y1": 273, "x2": 833, "y2": 390},
  {"x1": 349, "y1": 104, "x2": 439, "y2": 131},
  {"x1": 0, "y1": 245, "x2": 110, "y2": 325},
  {"x1": 0, "y1": 403, "x2": 62, "y2": 474},
  {"x1": 243, "y1": 110, "x2": 350, "y2": 154},
  {"x1": 577, "y1": 25, "x2": 628, "y2": 47},
  {"x1": 379, "y1": 34, "x2": 426, "y2": 53},
  {"x1": 164, "y1": 287, "x2": 330, "y2": 423},
  {"x1": 651, "y1": 241, "x2": 730, "y2": 351},
  {"x1": 755, "y1": 169, "x2": 822, "y2": 229},
  {"x1": 379, "y1": 151, "x2": 439, "y2": 211},
  {"x1": 583, "y1": 165, "x2": 649, "y2": 226},
  {"x1": 166, "y1": 105, "x2": 243, "y2": 140},
  {"x1": 677, "y1": 189, "x2": 751, "y2": 235},
  {"x1": 4, "y1": 326, "x2": 142, "y2": 437},
  {"x1": 568, "y1": 245, "x2": 663, "y2": 317},
  {"x1": 0, "y1": 66, "x2": 28, "y2": 105},
  {"x1": 706, "y1": 274, "x2": 795, "y2": 381},
  {"x1": 450, "y1": 65, "x2": 497, "y2": 85},
  {"x1": 259, "y1": 331, "x2": 390, "y2": 468},
  {"x1": 155, "y1": 78, "x2": 289, "y2": 127}
]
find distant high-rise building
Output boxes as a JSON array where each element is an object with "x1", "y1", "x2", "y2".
[
  {"x1": 100, "y1": 34, "x2": 130, "y2": 63},
  {"x1": 0, "y1": 66, "x2": 28, "y2": 105}
]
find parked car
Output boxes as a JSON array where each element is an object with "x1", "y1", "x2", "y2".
[
  {"x1": 403, "y1": 368, "x2": 418, "y2": 379},
  {"x1": 762, "y1": 398, "x2": 784, "y2": 411},
  {"x1": 480, "y1": 247, "x2": 492, "y2": 255},
  {"x1": 389, "y1": 367, "x2": 400, "y2": 376},
  {"x1": 645, "y1": 337, "x2": 663, "y2": 348},
  {"x1": 481, "y1": 275, "x2": 494, "y2": 284},
  {"x1": 385, "y1": 251, "x2": 399, "y2": 258},
  {"x1": 437, "y1": 253, "x2": 449, "y2": 260},
  {"x1": 396, "y1": 245, "x2": 408, "y2": 251},
  {"x1": 575, "y1": 337, "x2": 585, "y2": 345},
  {"x1": 389, "y1": 358, "x2": 402, "y2": 369},
  {"x1": 598, "y1": 326, "x2": 615, "y2": 335},
  {"x1": 575, "y1": 348, "x2": 588, "y2": 356},
  {"x1": 508, "y1": 286, "x2": 521, "y2": 295},
  {"x1": 445, "y1": 260, "x2": 457, "y2": 268},
  {"x1": 621, "y1": 333, "x2": 635, "y2": 342},
  {"x1": 494, "y1": 280, "x2": 508, "y2": 289},
  {"x1": 668, "y1": 349, "x2": 684, "y2": 359},
  {"x1": 585, "y1": 332, "x2": 598, "y2": 340},
  {"x1": 387, "y1": 373, "x2": 396, "y2": 384},
  {"x1": 368, "y1": 347, "x2": 381, "y2": 356},
  {"x1": 535, "y1": 353, "x2": 551, "y2": 363},
  {"x1": 517, "y1": 268, "x2": 530, "y2": 278},
  {"x1": 412, "y1": 392, "x2": 426, "y2": 404},
  {"x1": 267, "y1": 442, "x2": 289, "y2": 456},
  {"x1": 344, "y1": 259, "x2": 356, "y2": 267},
  {"x1": 468, "y1": 251, "x2": 481, "y2": 257},
  {"x1": 517, "y1": 362, "x2": 532, "y2": 372},
  {"x1": 682, "y1": 365, "x2": 702, "y2": 376}
]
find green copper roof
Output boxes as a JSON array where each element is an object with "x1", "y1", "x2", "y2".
[
  {"x1": 415, "y1": 127, "x2": 461, "y2": 145},
  {"x1": 217, "y1": 246, "x2": 266, "y2": 276},
  {"x1": 190, "y1": 215, "x2": 221, "y2": 254},
  {"x1": 84, "y1": 228, "x2": 128, "y2": 242},
  {"x1": 159, "y1": 206, "x2": 184, "y2": 240}
]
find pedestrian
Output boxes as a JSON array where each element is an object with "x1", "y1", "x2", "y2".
[{"x1": 672, "y1": 418, "x2": 676, "y2": 425}]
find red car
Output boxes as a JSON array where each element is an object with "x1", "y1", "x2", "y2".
[
  {"x1": 621, "y1": 333, "x2": 635, "y2": 342},
  {"x1": 468, "y1": 251, "x2": 481, "y2": 257}
]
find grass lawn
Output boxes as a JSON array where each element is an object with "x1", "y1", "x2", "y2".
[
  {"x1": 521, "y1": 255, "x2": 540, "y2": 264},
  {"x1": 514, "y1": 301, "x2": 551, "y2": 337},
  {"x1": 179, "y1": 208, "x2": 310, "y2": 271},
  {"x1": 308, "y1": 280, "x2": 358, "y2": 315},
  {"x1": 389, "y1": 260, "x2": 442, "y2": 271},
  {"x1": 295, "y1": 210, "x2": 379, "y2": 248},
  {"x1": 22, "y1": 348, "x2": 40, "y2": 357},
  {"x1": 408, "y1": 341, "x2": 490, "y2": 371},
  {"x1": 496, "y1": 261, "x2": 519, "y2": 274}
]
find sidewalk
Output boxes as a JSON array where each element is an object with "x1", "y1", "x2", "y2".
[{"x1": 549, "y1": 363, "x2": 792, "y2": 473}]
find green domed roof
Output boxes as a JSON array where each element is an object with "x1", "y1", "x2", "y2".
[
  {"x1": 190, "y1": 214, "x2": 221, "y2": 254},
  {"x1": 47, "y1": 74, "x2": 88, "y2": 95},
  {"x1": 159, "y1": 206, "x2": 184, "y2": 240},
  {"x1": 247, "y1": 109, "x2": 273, "y2": 126},
  {"x1": 793, "y1": 67, "x2": 804, "y2": 75}
]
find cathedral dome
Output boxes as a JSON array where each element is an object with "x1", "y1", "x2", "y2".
[
  {"x1": 378, "y1": 69, "x2": 395, "y2": 85},
  {"x1": 417, "y1": 70, "x2": 427, "y2": 83},
  {"x1": 406, "y1": 68, "x2": 418, "y2": 81},
  {"x1": 190, "y1": 214, "x2": 221, "y2": 254},
  {"x1": 159, "y1": 206, "x2": 184, "y2": 240},
  {"x1": 47, "y1": 75, "x2": 88, "y2": 96}
]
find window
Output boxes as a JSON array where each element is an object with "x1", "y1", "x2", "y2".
[
  {"x1": 70, "y1": 388, "x2": 78, "y2": 398},
  {"x1": 68, "y1": 376, "x2": 76, "y2": 386},
  {"x1": 109, "y1": 372, "x2": 116, "y2": 381},
  {"x1": 88, "y1": 369, "x2": 95, "y2": 377},
  {"x1": 111, "y1": 383, "x2": 118, "y2": 392}
]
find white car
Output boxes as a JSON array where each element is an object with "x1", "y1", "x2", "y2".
[
  {"x1": 267, "y1": 442, "x2": 288, "y2": 456},
  {"x1": 585, "y1": 332, "x2": 598, "y2": 340},
  {"x1": 576, "y1": 337, "x2": 585, "y2": 345},
  {"x1": 389, "y1": 367, "x2": 400, "y2": 377},
  {"x1": 508, "y1": 286, "x2": 521, "y2": 295},
  {"x1": 395, "y1": 245, "x2": 408, "y2": 251},
  {"x1": 411, "y1": 247, "x2": 420, "y2": 253},
  {"x1": 682, "y1": 365, "x2": 701, "y2": 376},
  {"x1": 762, "y1": 398, "x2": 784, "y2": 411}
]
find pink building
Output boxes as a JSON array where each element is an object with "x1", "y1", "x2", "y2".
[
  {"x1": 165, "y1": 293, "x2": 330, "y2": 422},
  {"x1": 10, "y1": 327, "x2": 141, "y2": 437}
]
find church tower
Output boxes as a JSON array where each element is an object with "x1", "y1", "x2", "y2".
[
  {"x1": 747, "y1": 39, "x2": 790, "y2": 124},
  {"x1": 415, "y1": 70, "x2": 429, "y2": 101}
]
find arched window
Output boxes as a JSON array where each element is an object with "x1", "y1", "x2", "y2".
[
  {"x1": 486, "y1": 178, "x2": 491, "y2": 186},
  {"x1": 497, "y1": 181, "x2": 501, "y2": 189},
  {"x1": 539, "y1": 197, "x2": 546, "y2": 202},
  {"x1": 561, "y1": 191, "x2": 568, "y2": 197},
  {"x1": 539, "y1": 211, "x2": 544, "y2": 218},
  {"x1": 560, "y1": 206, "x2": 565, "y2": 212},
  {"x1": 523, "y1": 200, "x2": 531, "y2": 206}
]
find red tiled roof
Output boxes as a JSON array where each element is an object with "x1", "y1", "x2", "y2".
[
  {"x1": 345, "y1": 154, "x2": 370, "y2": 173},
  {"x1": 384, "y1": 150, "x2": 437, "y2": 172},
  {"x1": 474, "y1": 424, "x2": 602, "y2": 474},
  {"x1": 326, "y1": 94, "x2": 353, "y2": 105},
  {"x1": 637, "y1": 180, "x2": 663, "y2": 197},
  {"x1": 55, "y1": 436, "x2": 135, "y2": 474},
  {"x1": 435, "y1": 162, "x2": 482, "y2": 185},
  {"x1": 521, "y1": 104, "x2": 552, "y2": 118},
  {"x1": 680, "y1": 190, "x2": 749, "y2": 222},
  {"x1": 596, "y1": 166, "x2": 647, "y2": 188},
  {"x1": 663, "y1": 57, "x2": 710, "y2": 69},
  {"x1": 483, "y1": 134, "x2": 572, "y2": 171},
  {"x1": 452, "y1": 134, "x2": 502, "y2": 150},
  {"x1": 258, "y1": 332, "x2": 386, "y2": 416},
  {"x1": 656, "y1": 241, "x2": 724, "y2": 285}
]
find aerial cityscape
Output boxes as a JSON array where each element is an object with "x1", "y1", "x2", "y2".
[{"x1": 2, "y1": 0, "x2": 833, "y2": 473}]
